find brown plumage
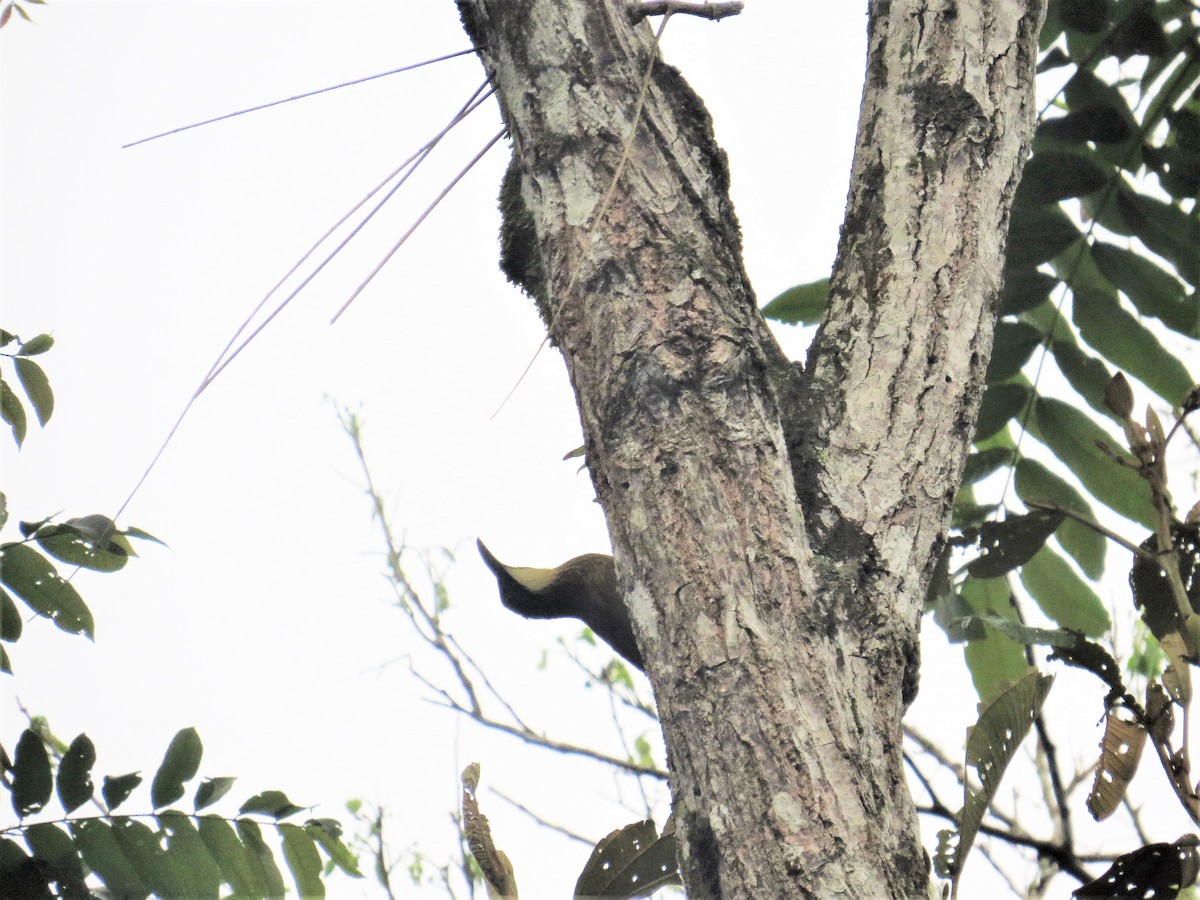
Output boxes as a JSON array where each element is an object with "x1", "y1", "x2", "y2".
[{"x1": 476, "y1": 539, "x2": 644, "y2": 671}]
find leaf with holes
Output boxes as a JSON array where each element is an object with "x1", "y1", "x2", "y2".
[
  {"x1": 11, "y1": 730, "x2": 51, "y2": 818},
  {"x1": 1086, "y1": 710, "x2": 1147, "y2": 821},
  {"x1": 102, "y1": 772, "x2": 142, "y2": 812},
  {"x1": 1130, "y1": 522, "x2": 1200, "y2": 642},
  {"x1": 1074, "y1": 835, "x2": 1200, "y2": 898},
  {"x1": 57, "y1": 734, "x2": 96, "y2": 814},
  {"x1": 574, "y1": 819, "x2": 680, "y2": 900},
  {"x1": 934, "y1": 671, "x2": 1054, "y2": 882},
  {"x1": 0, "y1": 543, "x2": 94, "y2": 637},
  {"x1": 966, "y1": 508, "x2": 1065, "y2": 578}
]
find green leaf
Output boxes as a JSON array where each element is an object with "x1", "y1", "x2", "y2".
[
  {"x1": 1116, "y1": 190, "x2": 1200, "y2": 285},
  {"x1": 194, "y1": 776, "x2": 236, "y2": 812},
  {"x1": 1014, "y1": 458, "x2": 1105, "y2": 579},
  {"x1": 999, "y1": 267, "x2": 1059, "y2": 316},
  {"x1": 24, "y1": 822, "x2": 85, "y2": 888},
  {"x1": 1019, "y1": 545, "x2": 1110, "y2": 635},
  {"x1": 13, "y1": 358, "x2": 52, "y2": 427},
  {"x1": 1049, "y1": 335, "x2": 1113, "y2": 419},
  {"x1": 1015, "y1": 151, "x2": 1109, "y2": 205},
  {"x1": 236, "y1": 818, "x2": 286, "y2": 899},
  {"x1": 57, "y1": 734, "x2": 96, "y2": 813},
  {"x1": 11, "y1": 729, "x2": 52, "y2": 818},
  {"x1": 0, "y1": 586, "x2": 22, "y2": 642},
  {"x1": 159, "y1": 811, "x2": 222, "y2": 899},
  {"x1": 125, "y1": 525, "x2": 168, "y2": 547},
  {"x1": 102, "y1": 772, "x2": 143, "y2": 811},
  {"x1": 109, "y1": 817, "x2": 173, "y2": 897},
  {"x1": 16, "y1": 333, "x2": 54, "y2": 356},
  {"x1": 0, "y1": 377, "x2": 27, "y2": 448},
  {"x1": 1091, "y1": 241, "x2": 1198, "y2": 336},
  {"x1": 72, "y1": 818, "x2": 149, "y2": 898},
  {"x1": 1031, "y1": 396, "x2": 1155, "y2": 529},
  {"x1": 280, "y1": 823, "x2": 325, "y2": 898},
  {"x1": 975, "y1": 382, "x2": 1031, "y2": 441},
  {"x1": 933, "y1": 671, "x2": 1054, "y2": 881},
  {"x1": 151, "y1": 727, "x2": 203, "y2": 810},
  {"x1": 1036, "y1": 106, "x2": 1132, "y2": 146},
  {"x1": 240, "y1": 789, "x2": 304, "y2": 820},
  {"x1": 761, "y1": 278, "x2": 829, "y2": 325},
  {"x1": 961, "y1": 448, "x2": 1012, "y2": 486},
  {"x1": 0, "y1": 839, "x2": 30, "y2": 894},
  {"x1": 959, "y1": 578, "x2": 1032, "y2": 702},
  {"x1": 199, "y1": 815, "x2": 264, "y2": 897},
  {"x1": 986, "y1": 321, "x2": 1043, "y2": 382},
  {"x1": 1064, "y1": 70, "x2": 1141, "y2": 166},
  {"x1": 305, "y1": 818, "x2": 363, "y2": 878},
  {"x1": 0, "y1": 645, "x2": 9, "y2": 675},
  {"x1": 0, "y1": 543, "x2": 94, "y2": 637},
  {"x1": 1006, "y1": 204, "x2": 1081, "y2": 267},
  {"x1": 1072, "y1": 287, "x2": 1195, "y2": 405}
]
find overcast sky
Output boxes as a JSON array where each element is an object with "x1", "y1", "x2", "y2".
[{"x1": 2, "y1": 3, "x2": 1188, "y2": 897}]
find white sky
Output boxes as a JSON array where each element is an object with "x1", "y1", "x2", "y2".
[{"x1": 2, "y1": 3, "x2": 1191, "y2": 898}]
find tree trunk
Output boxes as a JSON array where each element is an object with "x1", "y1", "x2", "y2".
[{"x1": 455, "y1": 1, "x2": 1044, "y2": 895}]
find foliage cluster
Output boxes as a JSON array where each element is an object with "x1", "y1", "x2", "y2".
[{"x1": 0, "y1": 336, "x2": 362, "y2": 898}]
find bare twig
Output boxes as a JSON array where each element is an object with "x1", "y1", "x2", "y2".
[
  {"x1": 330, "y1": 128, "x2": 506, "y2": 323},
  {"x1": 1023, "y1": 501, "x2": 1158, "y2": 562},
  {"x1": 489, "y1": 788, "x2": 594, "y2": 846},
  {"x1": 122, "y1": 48, "x2": 480, "y2": 148},
  {"x1": 424, "y1": 697, "x2": 668, "y2": 781}
]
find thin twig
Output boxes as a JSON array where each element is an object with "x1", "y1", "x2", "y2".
[
  {"x1": 330, "y1": 128, "x2": 506, "y2": 323},
  {"x1": 202, "y1": 83, "x2": 495, "y2": 391},
  {"x1": 489, "y1": 788, "x2": 594, "y2": 846},
  {"x1": 122, "y1": 48, "x2": 480, "y2": 148},
  {"x1": 424, "y1": 697, "x2": 668, "y2": 780}
]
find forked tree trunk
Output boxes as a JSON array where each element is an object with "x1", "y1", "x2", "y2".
[{"x1": 455, "y1": 1, "x2": 1045, "y2": 895}]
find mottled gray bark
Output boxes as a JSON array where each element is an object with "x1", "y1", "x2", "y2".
[{"x1": 455, "y1": 0, "x2": 1044, "y2": 895}]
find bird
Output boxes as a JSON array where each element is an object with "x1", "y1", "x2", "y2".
[{"x1": 476, "y1": 539, "x2": 644, "y2": 671}]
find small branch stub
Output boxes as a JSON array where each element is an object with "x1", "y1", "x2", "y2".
[{"x1": 627, "y1": 0, "x2": 744, "y2": 23}]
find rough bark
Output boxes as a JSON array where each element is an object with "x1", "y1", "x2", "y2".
[{"x1": 455, "y1": 0, "x2": 1044, "y2": 896}]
